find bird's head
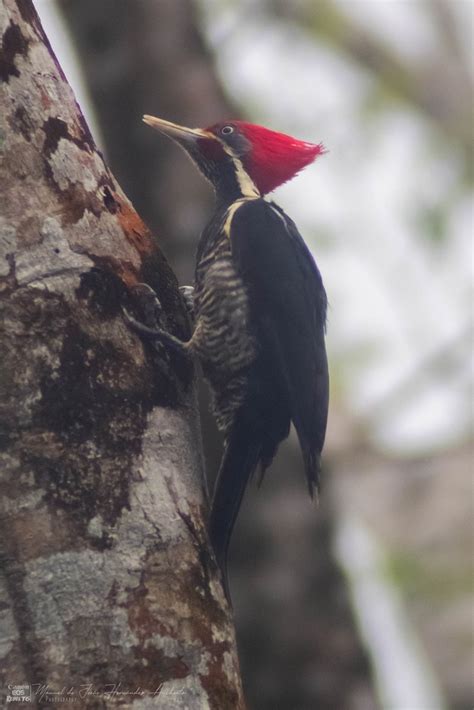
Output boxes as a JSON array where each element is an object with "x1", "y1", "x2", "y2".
[{"x1": 143, "y1": 115, "x2": 325, "y2": 203}]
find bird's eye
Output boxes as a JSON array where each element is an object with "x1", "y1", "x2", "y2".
[{"x1": 221, "y1": 125, "x2": 234, "y2": 135}]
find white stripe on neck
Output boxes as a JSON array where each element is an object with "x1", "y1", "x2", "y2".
[
  {"x1": 232, "y1": 155, "x2": 260, "y2": 198},
  {"x1": 219, "y1": 142, "x2": 260, "y2": 198},
  {"x1": 223, "y1": 197, "x2": 254, "y2": 237}
]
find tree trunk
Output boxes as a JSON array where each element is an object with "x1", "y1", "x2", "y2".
[
  {"x1": 0, "y1": 1, "x2": 244, "y2": 707},
  {"x1": 58, "y1": 0, "x2": 236, "y2": 484},
  {"x1": 59, "y1": 0, "x2": 239, "y2": 286}
]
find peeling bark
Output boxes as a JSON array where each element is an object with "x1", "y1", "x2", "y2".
[{"x1": 0, "y1": 0, "x2": 244, "y2": 707}]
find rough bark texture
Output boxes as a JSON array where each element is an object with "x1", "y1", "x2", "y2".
[
  {"x1": 0, "y1": 1, "x2": 244, "y2": 707},
  {"x1": 59, "y1": 0, "x2": 238, "y2": 286},
  {"x1": 59, "y1": 0, "x2": 235, "y2": 483}
]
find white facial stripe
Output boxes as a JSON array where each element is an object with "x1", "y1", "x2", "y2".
[
  {"x1": 223, "y1": 198, "x2": 252, "y2": 237},
  {"x1": 232, "y1": 156, "x2": 260, "y2": 198},
  {"x1": 217, "y1": 139, "x2": 260, "y2": 198}
]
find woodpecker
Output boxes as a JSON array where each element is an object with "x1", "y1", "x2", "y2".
[{"x1": 133, "y1": 116, "x2": 329, "y2": 598}]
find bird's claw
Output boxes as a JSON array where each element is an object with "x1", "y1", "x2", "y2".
[
  {"x1": 122, "y1": 282, "x2": 170, "y2": 362},
  {"x1": 122, "y1": 307, "x2": 164, "y2": 339},
  {"x1": 128, "y1": 282, "x2": 164, "y2": 329},
  {"x1": 122, "y1": 282, "x2": 190, "y2": 358}
]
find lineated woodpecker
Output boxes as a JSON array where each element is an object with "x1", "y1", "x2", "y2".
[{"x1": 130, "y1": 116, "x2": 329, "y2": 598}]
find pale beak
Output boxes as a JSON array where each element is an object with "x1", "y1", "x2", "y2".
[{"x1": 142, "y1": 115, "x2": 214, "y2": 144}]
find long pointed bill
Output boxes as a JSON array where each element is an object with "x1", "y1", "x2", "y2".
[{"x1": 142, "y1": 115, "x2": 213, "y2": 144}]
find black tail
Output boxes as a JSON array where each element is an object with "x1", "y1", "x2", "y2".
[{"x1": 209, "y1": 418, "x2": 262, "y2": 601}]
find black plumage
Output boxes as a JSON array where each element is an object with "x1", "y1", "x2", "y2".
[{"x1": 206, "y1": 198, "x2": 328, "y2": 595}]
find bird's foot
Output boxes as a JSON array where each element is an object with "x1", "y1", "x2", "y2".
[
  {"x1": 123, "y1": 282, "x2": 164, "y2": 332},
  {"x1": 132, "y1": 282, "x2": 164, "y2": 325},
  {"x1": 123, "y1": 283, "x2": 190, "y2": 358}
]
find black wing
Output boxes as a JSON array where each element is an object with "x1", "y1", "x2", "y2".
[{"x1": 230, "y1": 198, "x2": 329, "y2": 494}]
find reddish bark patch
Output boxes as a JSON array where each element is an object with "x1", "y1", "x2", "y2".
[
  {"x1": 200, "y1": 644, "x2": 242, "y2": 709},
  {"x1": 115, "y1": 196, "x2": 155, "y2": 257},
  {"x1": 127, "y1": 579, "x2": 174, "y2": 643}
]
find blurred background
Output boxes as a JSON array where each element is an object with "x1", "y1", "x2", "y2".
[{"x1": 35, "y1": 1, "x2": 473, "y2": 708}]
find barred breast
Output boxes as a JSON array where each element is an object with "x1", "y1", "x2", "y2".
[{"x1": 191, "y1": 202, "x2": 257, "y2": 433}]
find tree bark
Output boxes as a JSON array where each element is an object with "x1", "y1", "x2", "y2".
[
  {"x1": 58, "y1": 0, "x2": 235, "y2": 485},
  {"x1": 59, "y1": 0, "x2": 239, "y2": 286},
  {"x1": 0, "y1": 1, "x2": 244, "y2": 707}
]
